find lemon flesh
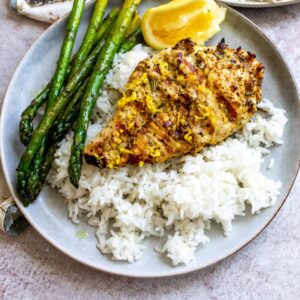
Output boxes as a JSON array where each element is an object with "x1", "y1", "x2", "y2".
[{"x1": 142, "y1": 0, "x2": 226, "y2": 49}]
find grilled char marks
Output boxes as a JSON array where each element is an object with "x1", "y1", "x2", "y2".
[{"x1": 84, "y1": 38, "x2": 265, "y2": 169}]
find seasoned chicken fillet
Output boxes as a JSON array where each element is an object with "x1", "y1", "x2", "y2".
[{"x1": 84, "y1": 39, "x2": 265, "y2": 169}]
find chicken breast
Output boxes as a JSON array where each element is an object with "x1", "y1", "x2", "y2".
[{"x1": 84, "y1": 38, "x2": 265, "y2": 169}]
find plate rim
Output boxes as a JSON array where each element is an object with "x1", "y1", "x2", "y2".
[
  {"x1": 1, "y1": 4, "x2": 300, "y2": 278},
  {"x1": 220, "y1": 0, "x2": 300, "y2": 8}
]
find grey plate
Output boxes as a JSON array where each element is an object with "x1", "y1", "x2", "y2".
[
  {"x1": 1, "y1": 2, "x2": 300, "y2": 277},
  {"x1": 220, "y1": 0, "x2": 300, "y2": 8}
]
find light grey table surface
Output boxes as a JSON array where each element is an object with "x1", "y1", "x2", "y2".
[{"x1": 0, "y1": 2, "x2": 299, "y2": 299}]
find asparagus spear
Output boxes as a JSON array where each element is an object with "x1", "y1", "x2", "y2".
[
  {"x1": 24, "y1": 142, "x2": 56, "y2": 206},
  {"x1": 20, "y1": 26, "x2": 143, "y2": 204},
  {"x1": 119, "y1": 26, "x2": 144, "y2": 53},
  {"x1": 46, "y1": 0, "x2": 85, "y2": 109},
  {"x1": 21, "y1": 137, "x2": 48, "y2": 206},
  {"x1": 52, "y1": 28, "x2": 141, "y2": 142},
  {"x1": 95, "y1": 8, "x2": 119, "y2": 44},
  {"x1": 19, "y1": 8, "x2": 118, "y2": 146},
  {"x1": 51, "y1": 11, "x2": 121, "y2": 142},
  {"x1": 68, "y1": 0, "x2": 141, "y2": 187},
  {"x1": 19, "y1": 85, "x2": 49, "y2": 145},
  {"x1": 17, "y1": 6, "x2": 140, "y2": 203},
  {"x1": 51, "y1": 78, "x2": 89, "y2": 142},
  {"x1": 124, "y1": 12, "x2": 140, "y2": 38},
  {"x1": 68, "y1": 0, "x2": 108, "y2": 79},
  {"x1": 17, "y1": 22, "x2": 111, "y2": 198},
  {"x1": 21, "y1": 81, "x2": 88, "y2": 205}
]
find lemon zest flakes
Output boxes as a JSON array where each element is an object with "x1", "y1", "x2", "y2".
[
  {"x1": 198, "y1": 104, "x2": 210, "y2": 118},
  {"x1": 127, "y1": 73, "x2": 149, "y2": 89},
  {"x1": 176, "y1": 111, "x2": 181, "y2": 127},
  {"x1": 128, "y1": 121, "x2": 135, "y2": 130},
  {"x1": 108, "y1": 149, "x2": 122, "y2": 168},
  {"x1": 149, "y1": 146, "x2": 161, "y2": 160},
  {"x1": 141, "y1": 72, "x2": 149, "y2": 85},
  {"x1": 119, "y1": 147, "x2": 132, "y2": 154},
  {"x1": 159, "y1": 61, "x2": 169, "y2": 78},
  {"x1": 118, "y1": 94, "x2": 132, "y2": 108},
  {"x1": 115, "y1": 156, "x2": 121, "y2": 166},
  {"x1": 138, "y1": 73, "x2": 157, "y2": 114},
  {"x1": 179, "y1": 117, "x2": 186, "y2": 126},
  {"x1": 119, "y1": 72, "x2": 158, "y2": 115},
  {"x1": 197, "y1": 85, "x2": 210, "y2": 95},
  {"x1": 107, "y1": 163, "x2": 114, "y2": 169},
  {"x1": 114, "y1": 137, "x2": 122, "y2": 144},
  {"x1": 184, "y1": 128, "x2": 193, "y2": 142},
  {"x1": 152, "y1": 149, "x2": 161, "y2": 158},
  {"x1": 126, "y1": 106, "x2": 137, "y2": 121},
  {"x1": 118, "y1": 91, "x2": 138, "y2": 108},
  {"x1": 194, "y1": 115, "x2": 203, "y2": 122},
  {"x1": 145, "y1": 94, "x2": 156, "y2": 114},
  {"x1": 176, "y1": 74, "x2": 185, "y2": 83},
  {"x1": 209, "y1": 112, "x2": 216, "y2": 130},
  {"x1": 197, "y1": 104, "x2": 216, "y2": 130},
  {"x1": 119, "y1": 73, "x2": 150, "y2": 109}
]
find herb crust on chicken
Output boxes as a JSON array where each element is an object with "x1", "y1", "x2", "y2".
[{"x1": 84, "y1": 38, "x2": 265, "y2": 168}]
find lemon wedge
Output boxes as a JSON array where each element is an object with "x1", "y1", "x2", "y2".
[{"x1": 141, "y1": 0, "x2": 226, "y2": 50}]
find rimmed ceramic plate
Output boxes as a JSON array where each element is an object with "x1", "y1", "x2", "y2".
[
  {"x1": 220, "y1": 0, "x2": 300, "y2": 8},
  {"x1": 1, "y1": 2, "x2": 300, "y2": 277}
]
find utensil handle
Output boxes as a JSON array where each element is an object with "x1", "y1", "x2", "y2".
[{"x1": 0, "y1": 146, "x2": 28, "y2": 235}]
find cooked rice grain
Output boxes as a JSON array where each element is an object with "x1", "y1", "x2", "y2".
[{"x1": 48, "y1": 45, "x2": 287, "y2": 265}]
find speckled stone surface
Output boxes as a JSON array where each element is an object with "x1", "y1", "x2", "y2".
[{"x1": 0, "y1": 2, "x2": 299, "y2": 299}]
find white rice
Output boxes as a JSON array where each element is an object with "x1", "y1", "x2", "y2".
[{"x1": 48, "y1": 45, "x2": 287, "y2": 265}]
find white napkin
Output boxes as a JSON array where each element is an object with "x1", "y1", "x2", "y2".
[{"x1": 10, "y1": 0, "x2": 94, "y2": 23}]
